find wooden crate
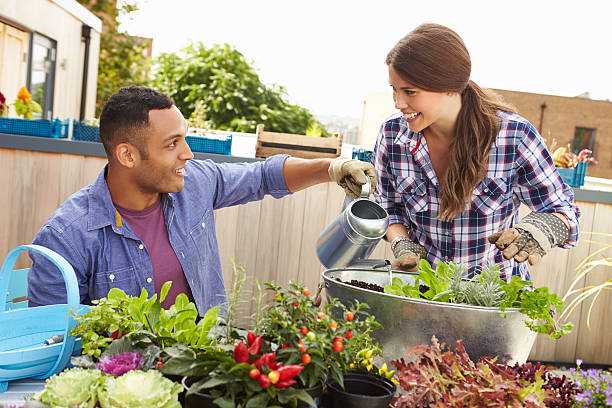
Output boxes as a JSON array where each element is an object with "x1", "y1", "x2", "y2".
[{"x1": 255, "y1": 124, "x2": 343, "y2": 159}]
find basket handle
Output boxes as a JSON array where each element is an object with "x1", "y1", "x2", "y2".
[{"x1": 0, "y1": 244, "x2": 82, "y2": 377}]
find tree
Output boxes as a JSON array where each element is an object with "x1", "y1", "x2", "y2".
[
  {"x1": 77, "y1": 0, "x2": 151, "y2": 116},
  {"x1": 151, "y1": 42, "x2": 329, "y2": 135}
]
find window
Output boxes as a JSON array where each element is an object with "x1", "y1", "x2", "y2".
[
  {"x1": 27, "y1": 33, "x2": 56, "y2": 120},
  {"x1": 572, "y1": 127, "x2": 596, "y2": 153}
]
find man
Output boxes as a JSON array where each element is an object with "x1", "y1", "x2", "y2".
[{"x1": 28, "y1": 86, "x2": 375, "y2": 315}]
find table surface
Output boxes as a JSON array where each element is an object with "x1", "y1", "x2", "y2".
[{"x1": 0, "y1": 379, "x2": 45, "y2": 407}]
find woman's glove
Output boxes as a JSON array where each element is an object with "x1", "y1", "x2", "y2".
[
  {"x1": 328, "y1": 157, "x2": 377, "y2": 199},
  {"x1": 487, "y1": 212, "x2": 569, "y2": 266},
  {"x1": 391, "y1": 236, "x2": 427, "y2": 271}
]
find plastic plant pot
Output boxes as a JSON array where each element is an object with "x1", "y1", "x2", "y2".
[{"x1": 326, "y1": 370, "x2": 396, "y2": 408}]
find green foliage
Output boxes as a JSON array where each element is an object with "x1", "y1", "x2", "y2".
[
  {"x1": 151, "y1": 42, "x2": 329, "y2": 135},
  {"x1": 13, "y1": 97, "x2": 42, "y2": 119},
  {"x1": 77, "y1": 0, "x2": 151, "y2": 116},
  {"x1": 384, "y1": 260, "x2": 573, "y2": 339},
  {"x1": 98, "y1": 369, "x2": 182, "y2": 408},
  {"x1": 69, "y1": 281, "x2": 220, "y2": 358}
]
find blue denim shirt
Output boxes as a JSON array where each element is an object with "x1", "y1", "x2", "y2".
[{"x1": 28, "y1": 155, "x2": 290, "y2": 315}]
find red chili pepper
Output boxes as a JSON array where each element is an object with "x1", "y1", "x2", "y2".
[
  {"x1": 249, "y1": 368, "x2": 261, "y2": 379},
  {"x1": 156, "y1": 361, "x2": 164, "y2": 368},
  {"x1": 292, "y1": 302, "x2": 299, "y2": 308},
  {"x1": 346, "y1": 311, "x2": 354, "y2": 321},
  {"x1": 274, "y1": 379, "x2": 296, "y2": 389},
  {"x1": 258, "y1": 374, "x2": 271, "y2": 389},
  {"x1": 300, "y1": 345, "x2": 306, "y2": 353},
  {"x1": 302, "y1": 289, "x2": 310, "y2": 296},
  {"x1": 281, "y1": 343, "x2": 290, "y2": 349},
  {"x1": 300, "y1": 326, "x2": 308, "y2": 335},
  {"x1": 248, "y1": 335, "x2": 262, "y2": 355},
  {"x1": 233, "y1": 341, "x2": 250, "y2": 364},
  {"x1": 333, "y1": 336, "x2": 344, "y2": 343},
  {"x1": 330, "y1": 320, "x2": 338, "y2": 329},
  {"x1": 333, "y1": 341, "x2": 343, "y2": 352},
  {"x1": 277, "y1": 365, "x2": 304, "y2": 381},
  {"x1": 302, "y1": 354, "x2": 311, "y2": 364},
  {"x1": 298, "y1": 338, "x2": 304, "y2": 344},
  {"x1": 247, "y1": 331, "x2": 256, "y2": 347},
  {"x1": 345, "y1": 330, "x2": 353, "y2": 340},
  {"x1": 258, "y1": 352, "x2": 282, "y2": 370}
]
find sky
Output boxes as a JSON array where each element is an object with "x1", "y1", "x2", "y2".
[{"x1": 121, "y1": 0, "x2": 612, "y2": 119}]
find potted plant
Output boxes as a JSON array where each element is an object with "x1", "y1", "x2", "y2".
[
  {"x1": 160, "y1": 333, "x2": 315, "y2": 408},
  {"x1": 260, "y1": 281, "x2": 394, "y2": 407}
]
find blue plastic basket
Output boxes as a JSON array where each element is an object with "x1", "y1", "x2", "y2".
[
  {"x1": 352, "y1": 147, "x2": 373, "y2": 163},
  {"x1": 0, "y1": 117, "x2": 68, "y2": 138},
  {"x1": 0, "y1": 245, "x2": 87, "y2": 392},
  {"x1": 185, "y1": 134, "x2": 232, "y2": 155},
  {"x1": 72, "y1": 120, "x2": 100, "y2": 142},
  {"x1": 556, "y1": 162, "x2": 587, "y2": 187}
]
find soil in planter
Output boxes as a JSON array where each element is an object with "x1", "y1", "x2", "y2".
[
  {"x1": 336, "y1": 278, "x2": 384, "y2": 293},
  {"x1": 336, "y1": 278, "x2": 429, "y2": 293},
  {"x1": 337, "y1": 278, "x2": 430, "y2": 296}
]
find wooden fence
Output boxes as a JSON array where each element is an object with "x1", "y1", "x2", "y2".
[{"x1": 1, "y1": 146, "x2": 610, "y2": 365}]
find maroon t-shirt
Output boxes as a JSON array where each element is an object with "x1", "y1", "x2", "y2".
[{"x1": 115, "y1": 198, "x2": 194, "y2": 309}]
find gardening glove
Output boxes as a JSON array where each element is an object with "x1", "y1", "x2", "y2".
[
  {"x1": 487, "y1": 212, "x2": 569, "y2": 266},
  {"x1": 328, "y1": 157, "x2": 377, "y2": 199},
  {"x1": 391, "y1": 237, "x2": 427, "y2": 272}
]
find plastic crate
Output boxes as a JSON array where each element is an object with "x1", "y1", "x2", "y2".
[
  {"x1": 0, "y1": 245, "x2": 87, "y2": 392},
  {"x1": 556, "y1": 161, "x2": 587, "y2": 187},
  {"x1": 72, "y1": 120, "x2": 100, "y2": 142},
  {"x1": 0, "y1": 117, "x2": 68, "y2": 138},
  {"x1": 186, "y1": 134, "x2": 232, "y2": 155},
  {"x1": 352, "y1": 147, "x2": 373, "y2": 163}
]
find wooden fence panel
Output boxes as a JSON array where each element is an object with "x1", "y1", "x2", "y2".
[{"x1": 1, "y1": 147, "x2": 611, "y2": 364}]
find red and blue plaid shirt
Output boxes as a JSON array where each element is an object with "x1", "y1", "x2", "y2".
[{"x1": 373, "y1": 111, "x2": 580, "y2": 281}]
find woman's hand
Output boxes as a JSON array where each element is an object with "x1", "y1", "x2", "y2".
[{"x1": 488, "y1": 212, "x2": 569, "y2": 266}]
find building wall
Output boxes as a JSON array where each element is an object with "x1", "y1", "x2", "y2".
[
  {"x1": 492, "y1": 89, "x2": 612, "y2": 179},
  {"x1": 0, "y1": 0, "x2": 101, "y2": 120},
  {"x1": 359, "y1": 89, "x2": 612, "y2": 179}
]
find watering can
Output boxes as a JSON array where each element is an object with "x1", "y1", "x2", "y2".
[{"x1": 316, "y1": 179, "x2": 389, "y2": 268}]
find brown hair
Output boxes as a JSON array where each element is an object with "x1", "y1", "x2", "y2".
[
  {"x1": 99, "y1": 86, "x2": 174, "y2": 161},
  {"x1": 386, "y1": 23, "x2": 514, "y2": 220}
]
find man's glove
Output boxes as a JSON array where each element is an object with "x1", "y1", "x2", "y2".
[
  {"x1": 328, "y1": 157, "x2": 377, "y2": 199},
  {"x1": 391, "y1": 236, "x2": 427, "y2": 271},
  {"x1": 487, "y1": 212, "x2": 569, "y2": 266}
]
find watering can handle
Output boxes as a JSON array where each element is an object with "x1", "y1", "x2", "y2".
[{"x1": 341, "y1": 177, "x2": 372, "y2": 211}]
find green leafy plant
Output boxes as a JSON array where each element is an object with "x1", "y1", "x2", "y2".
[
  {"x1": 151, "y1": 42, "x2": 329, "y2": 135},
  {"x1": 70, "y1": 281, "x2": 219, "y2": 358},
  {"x1": 261, "y1": 281, "x2": 383, "y2": 389},
  {"x1": 384, "y1": 259, "x2": 573, "y2": 338},
  {"x1": 30, "y1": 367, "x2": 102, "y2": 408}
]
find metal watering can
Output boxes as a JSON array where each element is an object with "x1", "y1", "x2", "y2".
[{"x1": 316, "y1": 179, "x2": 389, "y2": 268}]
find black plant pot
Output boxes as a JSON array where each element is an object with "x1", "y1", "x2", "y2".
[
  {"x1": 182, "y1": 376, "x2": 218, "y2": 408},
  {"x1": 326, "y1": 370, "x2": 396, "y2": 408},
  {"x1": 297, "y1": 381, "x2": 324, "y2": 408}
]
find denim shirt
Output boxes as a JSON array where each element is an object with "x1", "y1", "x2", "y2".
[{"x1": 28, "y1": 155, "x2": 290, "y2": 315}]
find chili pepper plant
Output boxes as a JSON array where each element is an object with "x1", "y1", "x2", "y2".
[
  {"x1": 260, "y1": 281, "x2": 383, "y2": 389},
  {"x1": 160, "y1": 332, "x2": 316, "y2": 408}
]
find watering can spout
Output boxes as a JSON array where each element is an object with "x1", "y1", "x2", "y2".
[{"x1": 316, "y1": 178, "x2": 389, "y2": 268}]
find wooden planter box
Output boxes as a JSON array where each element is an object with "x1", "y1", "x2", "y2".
[{"x1": 255, "y1": 124, "x2": 343, "y2": 159}]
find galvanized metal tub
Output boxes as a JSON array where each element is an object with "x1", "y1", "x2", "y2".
[{"x1": 322, "y1": 268, "x2": 537, "y2": 365}]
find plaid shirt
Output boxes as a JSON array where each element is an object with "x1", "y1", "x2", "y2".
[{"x1": 373, "y1": 111, "x2": 580, "y2": 281}]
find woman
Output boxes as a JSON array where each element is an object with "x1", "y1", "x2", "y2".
[{"x1": 373, "y1": 23, "x2": 579, "y2": 280}]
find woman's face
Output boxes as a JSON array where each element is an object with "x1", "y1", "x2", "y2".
[{"x1": 388, "y1": 66, "x2": 457, "y2": 134}]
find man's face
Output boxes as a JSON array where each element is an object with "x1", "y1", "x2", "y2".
[{"x1": 132, "y1": 106, "x2": 193, "y2": 194}]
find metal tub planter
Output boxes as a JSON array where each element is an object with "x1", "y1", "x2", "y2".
[{"x1": 322, "y1": 268, "x2": 537, "y2": 365}]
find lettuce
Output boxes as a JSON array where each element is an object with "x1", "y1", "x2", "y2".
[
  {"x1": 30, "y1": 367, "x2": 102, "y2": 408},
  {"x1": 97, "y1": 370, "x2": 182, "y2": 408}
]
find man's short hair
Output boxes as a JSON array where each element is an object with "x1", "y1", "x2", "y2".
[{"x1": 99, "y1": 86, "x2": 174, "y2": 160}]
